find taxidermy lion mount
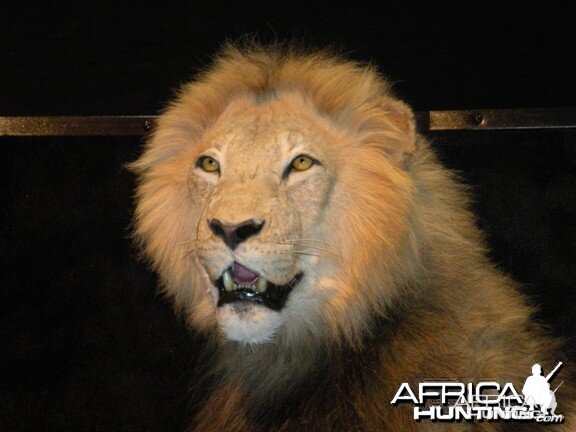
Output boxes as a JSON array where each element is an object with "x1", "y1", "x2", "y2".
[{"x1": 131, "y1": 43, "x2": 575, "y2": 431}]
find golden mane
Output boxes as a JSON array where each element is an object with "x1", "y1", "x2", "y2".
[
  {"x1": 130, "y1": 43, "x2": 424, "y2": 345},
  {"x1": 129, "y1": 42, "x2": 521, "y2": 347},
  {"x1": 130, "y1": 43, "x2": 576, "y2": 430}
]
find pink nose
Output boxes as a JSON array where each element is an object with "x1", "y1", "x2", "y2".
[{"x1": 208, "y1": 218, "x2": 264, "y2": 250}]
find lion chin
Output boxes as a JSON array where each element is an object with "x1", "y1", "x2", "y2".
[
  {"x1": 131, "y1": 42, "x2": 576, "y2": 431},
  {"x1": 217, "y1": 303, "x2": 285, "y2": 344}
]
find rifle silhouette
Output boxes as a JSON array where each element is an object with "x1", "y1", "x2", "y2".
[
  {"x1": 553, "y1": 381, "x2": 564, "y2": 393},
  {"x1": 545, "y1": 362, "x2": 563, "y2": 382}
]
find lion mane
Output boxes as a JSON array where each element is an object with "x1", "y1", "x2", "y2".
[{"x1": 131, "y1": 43, "x2": 575, "y2": 431}]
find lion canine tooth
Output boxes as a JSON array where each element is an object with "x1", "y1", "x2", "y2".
[
  {"x1": 223, "y1": 271, "x2": 234, "y2": 292},
  {"x1": 256, "y1": 278, "x2": 268, "y2": 293}
]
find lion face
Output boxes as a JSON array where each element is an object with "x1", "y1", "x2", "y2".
[
  {"x1": 189, "y1": 93, "x2": 348, "y2": 343},
  {"x1": 132, "y1": 46, "x2": 419, "y2": 347}
]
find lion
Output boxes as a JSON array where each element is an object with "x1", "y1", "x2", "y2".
[{"x1": 130, "y1": 43, "x2": 576, "y2": 431}]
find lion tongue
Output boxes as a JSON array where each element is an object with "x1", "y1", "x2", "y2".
[{"x1": 232, "y1": 262, "x2": 259, "y2": 285}]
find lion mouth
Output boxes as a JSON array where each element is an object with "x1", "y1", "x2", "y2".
[{"x1": 215, "y1": 262, "x2": 303, "y2": 310}]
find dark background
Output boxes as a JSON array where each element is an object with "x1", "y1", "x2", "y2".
[
  {"x1": 1, "y1": 2, "x2": 575, "y2": 431},
  {"x1": 1, "y1": 1, "x2": 575, "y2": 115}
]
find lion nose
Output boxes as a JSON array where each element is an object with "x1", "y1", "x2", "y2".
[{"x1": 208, "y1": 218, "x2": 265, "y2": 250}]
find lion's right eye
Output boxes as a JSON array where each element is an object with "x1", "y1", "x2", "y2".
[
  {"x1": 282, "y1": 154, "x2": 319, "y2": 178},
  {"x1": 291, "y1": 155, "x2": 314, "y2": 172},
  {"x1": 197, "y1": 156, "x2": 220, "y2": 173}
]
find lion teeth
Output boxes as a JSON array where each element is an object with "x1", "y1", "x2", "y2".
[
  {"x1": 222, "y1": 272, "x2": 268, "y2": 293},
  {"x1": 256, "y1": 278, "x2": 268, "y2": 293},
  {"x1": 223, "y1": 270, "x2": 234, "y2": 292}
]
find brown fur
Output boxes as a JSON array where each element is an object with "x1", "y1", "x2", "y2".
[{"x1": 131, "y1": 42, "x2": 576, "y2": 430}]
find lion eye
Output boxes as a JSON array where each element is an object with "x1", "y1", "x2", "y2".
[
  {"x1": 291, "y1": 155, "x2": 314, "y2": 172},
  {"x1": 198, "y1": 156, "x2": 220, "y2": 173}
]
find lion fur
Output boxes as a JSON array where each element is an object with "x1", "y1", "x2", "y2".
[{"x1": 131, "y1": 43, "x2": 576, "y2": 431}]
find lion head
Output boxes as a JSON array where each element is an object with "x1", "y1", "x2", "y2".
[{"x1": 131, "y1": 44, "x2": 440, "y2": 347}]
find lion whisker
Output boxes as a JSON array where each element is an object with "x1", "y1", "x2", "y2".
[
  {"x1": 284, "y1": 238, "x2": 333, "y2": 245},
  {"x1": 272, "y1": 242, "x2": 340, "y2": 257},
  {"x1": 277, "y1": 251, "x2": 321, "y2": 258}
]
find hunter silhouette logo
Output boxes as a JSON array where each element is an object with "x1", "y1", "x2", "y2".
[
  {"x1": 391, "y1": 362, "x2": 565, "y2": 423},
  {"x1": 522, "y1": 362, "x2": 563, "y2": 415}
]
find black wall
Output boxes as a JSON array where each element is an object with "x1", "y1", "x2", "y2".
[{"x1": 1, "y1": 2, "x2": 575, "y2": 115}]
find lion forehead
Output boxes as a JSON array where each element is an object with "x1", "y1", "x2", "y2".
[{"x1": 201, "y1": 93, "x2": 345, "y2": 168}]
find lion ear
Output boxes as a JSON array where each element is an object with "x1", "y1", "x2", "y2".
[{"x1": 379, "y1": 98, "x2": 416, "y2": 168}]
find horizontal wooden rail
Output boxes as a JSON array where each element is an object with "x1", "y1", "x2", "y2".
[{"x1": 1, "y1": 108, "x2": 575, "y2": 137}]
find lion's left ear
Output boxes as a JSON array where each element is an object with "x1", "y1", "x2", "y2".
[{"x1": 379, "y1": 98, "x2": 416, "y2": 168}]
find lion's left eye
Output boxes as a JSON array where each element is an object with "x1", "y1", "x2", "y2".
[
  {"x1": 197, "y1": 156, "x2": 220, "y2": 173},
  {"x1": 289, "y1": 155, "x2": 316, "y2": 173}
]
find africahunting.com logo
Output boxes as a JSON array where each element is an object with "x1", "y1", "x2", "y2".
[{"x1": 391, "y1": 362, "x2": 565, "y2": 423}]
